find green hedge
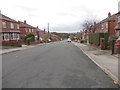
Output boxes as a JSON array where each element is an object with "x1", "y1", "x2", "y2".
[{"x1": 89, "y1": 33, "x2": 109, "y2": 49}]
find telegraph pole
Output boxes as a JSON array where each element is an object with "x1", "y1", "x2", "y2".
[
  {"x1": 48, "y1": 23, "x2": 49, "y2": 34},
  {"x1": 47, "y1": 23, "x2": 50, "y2": 41}
]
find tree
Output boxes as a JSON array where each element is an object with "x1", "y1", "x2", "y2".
[
  {"x1": 81, "y1": 17, "x2": 99, "y2": 31},
  {"x1": 75, "y1": 33, "x2": 81, "y2": 40}
]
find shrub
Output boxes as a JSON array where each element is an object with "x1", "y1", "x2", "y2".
[{"x1": 23, "y1": 33, "x2": 35, "y2": 45}]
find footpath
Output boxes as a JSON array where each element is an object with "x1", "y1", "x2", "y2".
[
  {"x1": 0, "y1": 43, "x2": 46, "y2": 55},
  {"x1": 72, "y1": 42, "x2": 119, "y2": 86}
]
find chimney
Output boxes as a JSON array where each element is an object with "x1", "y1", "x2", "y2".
[
  {"x1": 94, "y1": 22, "x2": 96, "y2": 25},
  {"x1": 44, "y1": 29, "x2": 46, "y2": 34},
  {"x1": 24, "y1": 20, "x2": 26, "y2": 24},
  {"x1": 108, "y1": 12, "x2": 111, "y2": 17},
  {"x1": 37, "y1": 26, "x2": 38, "y2": 29},
  {"x1": 0, "y1": 10, "x2": 2, "y2": 19}
]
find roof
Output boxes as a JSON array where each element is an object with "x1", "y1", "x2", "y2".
[
  {"x1": 19, "y1": 21, "x2": 36, "y2": 29},
  {"x1": 1, "y1": 13, "x2": 17, "y2": 22},
  {"x1": 100, "y1": 14, "x2": 116, "y2": 23}
]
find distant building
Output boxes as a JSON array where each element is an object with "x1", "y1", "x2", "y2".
[{"x1": 0, "y1": 11, "x2": 21, "y2": 46}]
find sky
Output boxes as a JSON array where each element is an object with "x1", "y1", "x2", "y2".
[{"x1": 0, "y1": 0, "x2": 120, "y2": 33}]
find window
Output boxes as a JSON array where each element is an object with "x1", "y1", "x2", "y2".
[
  {"x1": 3, "y1": 33, "x2": 9, "y2": 41},
  {"x1": 32, "y1": 29, "x2": 34, "y2": 32},
  {"x1": 118, "y1": 16, "x2": 120, "y2": 23},
  {"x1": 29, "y1": 29, "x2": 31, "y2": 32},
  {"x1": 2, "y1": 22, "x2": 6, "y2": 28},
  {"x1": 10, "y1": 33, "x2": 18, "y2": 40},
  {"x1": 17, "y1": 24, "x2": 19, "y2": 29},
  {"x1": 26, "y1": 29, "x2": 28, "y2": 32},
  {"x1": 12, "y1": 33, "x2": 16, "y2": 40},
  {"x1": 106, "y1": 23, "x2": 108, "y2": 29},
  {"x1": 17, "y1": 34, "x2": 20, "y2": 40},
  {"x1": 10, "y1": 23, "x2": 14, "y2": 29},
  {"x1": 119, "y1": 31, "x2": 120, "y2": 36},
  {"x1": 101, "y1": 24, "x2": 104, "y2": 30}
]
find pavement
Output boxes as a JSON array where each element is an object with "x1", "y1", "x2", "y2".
[
  {"x1": 72, "y1": 42, "x2": 120, "y2": 86},
  {"x1": 2, "y1": 41, "x2": 117, "y2": 88},
  {"x1": 0, "y1": 43, "x2": 47, "y2": 55}
]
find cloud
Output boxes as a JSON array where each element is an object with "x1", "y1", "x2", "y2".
[
  {"x1": 0, "y1": 0, "x2": 119, "y2": 33},
  {"x1": 17, "y1": 5, "x2": 39, "y2": 13},
  {"x1": 50, "y1": 21, "x2": 81, "y2": 33}
]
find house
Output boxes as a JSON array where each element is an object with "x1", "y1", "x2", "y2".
[
  {"x1": 0, "y1": 11, "x2": 21, "y2": 46},
  {"x1": 94, "y1": 12, "x2": 116, "y2": 37},
  {"x1": 19, "y1": 20, "x2": 43, "y2": 44},
  {"x1": 115, "y1": 12, "x2": 120, "y2": 36}
]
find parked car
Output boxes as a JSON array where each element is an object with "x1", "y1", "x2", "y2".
[{"x1": 67, "y1": 38, "x2": 71, "y2": 42}]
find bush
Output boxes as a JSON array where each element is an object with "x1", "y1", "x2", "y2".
[
  {"x1": 89, "y1": 33, "x2": 101, "y2": 45},
  {"x1": 23, "y1": 33, "x2": 35, "y2": 45}
]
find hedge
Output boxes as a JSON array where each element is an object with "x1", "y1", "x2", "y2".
[{"x1": 89, "y1": 33, "x2": 109, "y2": 49}]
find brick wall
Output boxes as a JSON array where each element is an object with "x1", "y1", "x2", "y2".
[
  {"x1": 2, "y1": 20, "x2": 19, "y2": 31},
  {"x1": 2, "y1": 40, "x2": 22, "y2": 47},
  {"x1": 108, "y1": 21, "x2": 116, "y2": 37}
]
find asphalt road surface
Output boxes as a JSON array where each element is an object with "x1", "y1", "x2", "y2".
[{"x1": 2, "y1": 41, "x2": 118, "y2": 88}]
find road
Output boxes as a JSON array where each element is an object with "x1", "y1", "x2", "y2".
[{"x1": 2, "y1": 41, "x2": 117, "y2": 88}]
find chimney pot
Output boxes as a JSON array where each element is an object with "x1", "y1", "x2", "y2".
[
  {"x1": 37, "y1": 26, "x2": 38, "y2": 29},
  {"x1": 94, "y1": 22, "x2": 96, "y2": 25},
  {"x1": 24, "y1": 20, "x2": 26, "y2": 24},
  {"x1": 108, "y1": 12, "x2": 111, "y2": 17}
]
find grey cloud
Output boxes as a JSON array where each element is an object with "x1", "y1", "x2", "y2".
[
  {"x1": 58, "y1": 11, "x2": 77, "y2": 17},
  {"x1": 50, "y1": 22, "x2": 81, "y2": 33},
  {"x1": 28, "y1": 13, "x2": 39, "y2": 17},
  {"x1": 17, "y1": 5, "x2": 39, "y2": 12},
  {"x1": 57, "y1": 5, "x2": 98, "y2": 20}
]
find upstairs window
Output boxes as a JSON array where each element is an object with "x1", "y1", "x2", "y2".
[
  {"x1": 2, "y1": 22, "x2": 6, "y2": 28},
  {"x1": 118, "y1": 16, "x2": 120, "y2": 23},
  {"x1": 17, "y1": 24, "x2": 19, "y2": 29},
  {"x1": 10, "y1": 23, "x2": 14, "y2": 29},
  {"x1": 32, "y1": 29, "x2": 34, "y2": 32}
]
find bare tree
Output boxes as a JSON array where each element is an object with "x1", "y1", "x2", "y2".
[{"x1": 81, "y1": 19, "x2": 96, "y2": 30}]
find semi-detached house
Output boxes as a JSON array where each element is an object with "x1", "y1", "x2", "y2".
[
  {"x1": 19, "y1": 20, "x2": 44, "y2": 44},
  {"x1": 0, "y1": 12, "x2": 21, "y2": 46},
  {"x1": 91, "y1": 12, "x2": 116, "y2": 37}
]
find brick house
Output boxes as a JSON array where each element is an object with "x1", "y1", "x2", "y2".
[
  {"x1": 93, "y1": 12, "x2": 116, "y2": 37},
  {"x1": 19, "y1": 20, "x2": 42, "y2": 44},
  {"x1": 0, "y1": 12, "x2": 21, "y2": 46},
  {"x1": 0, "y1": 12, "x2": 2, "y2": 43},
  {"x1": 115, "y1": 12, "x2": 120, "y2": 36}
]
